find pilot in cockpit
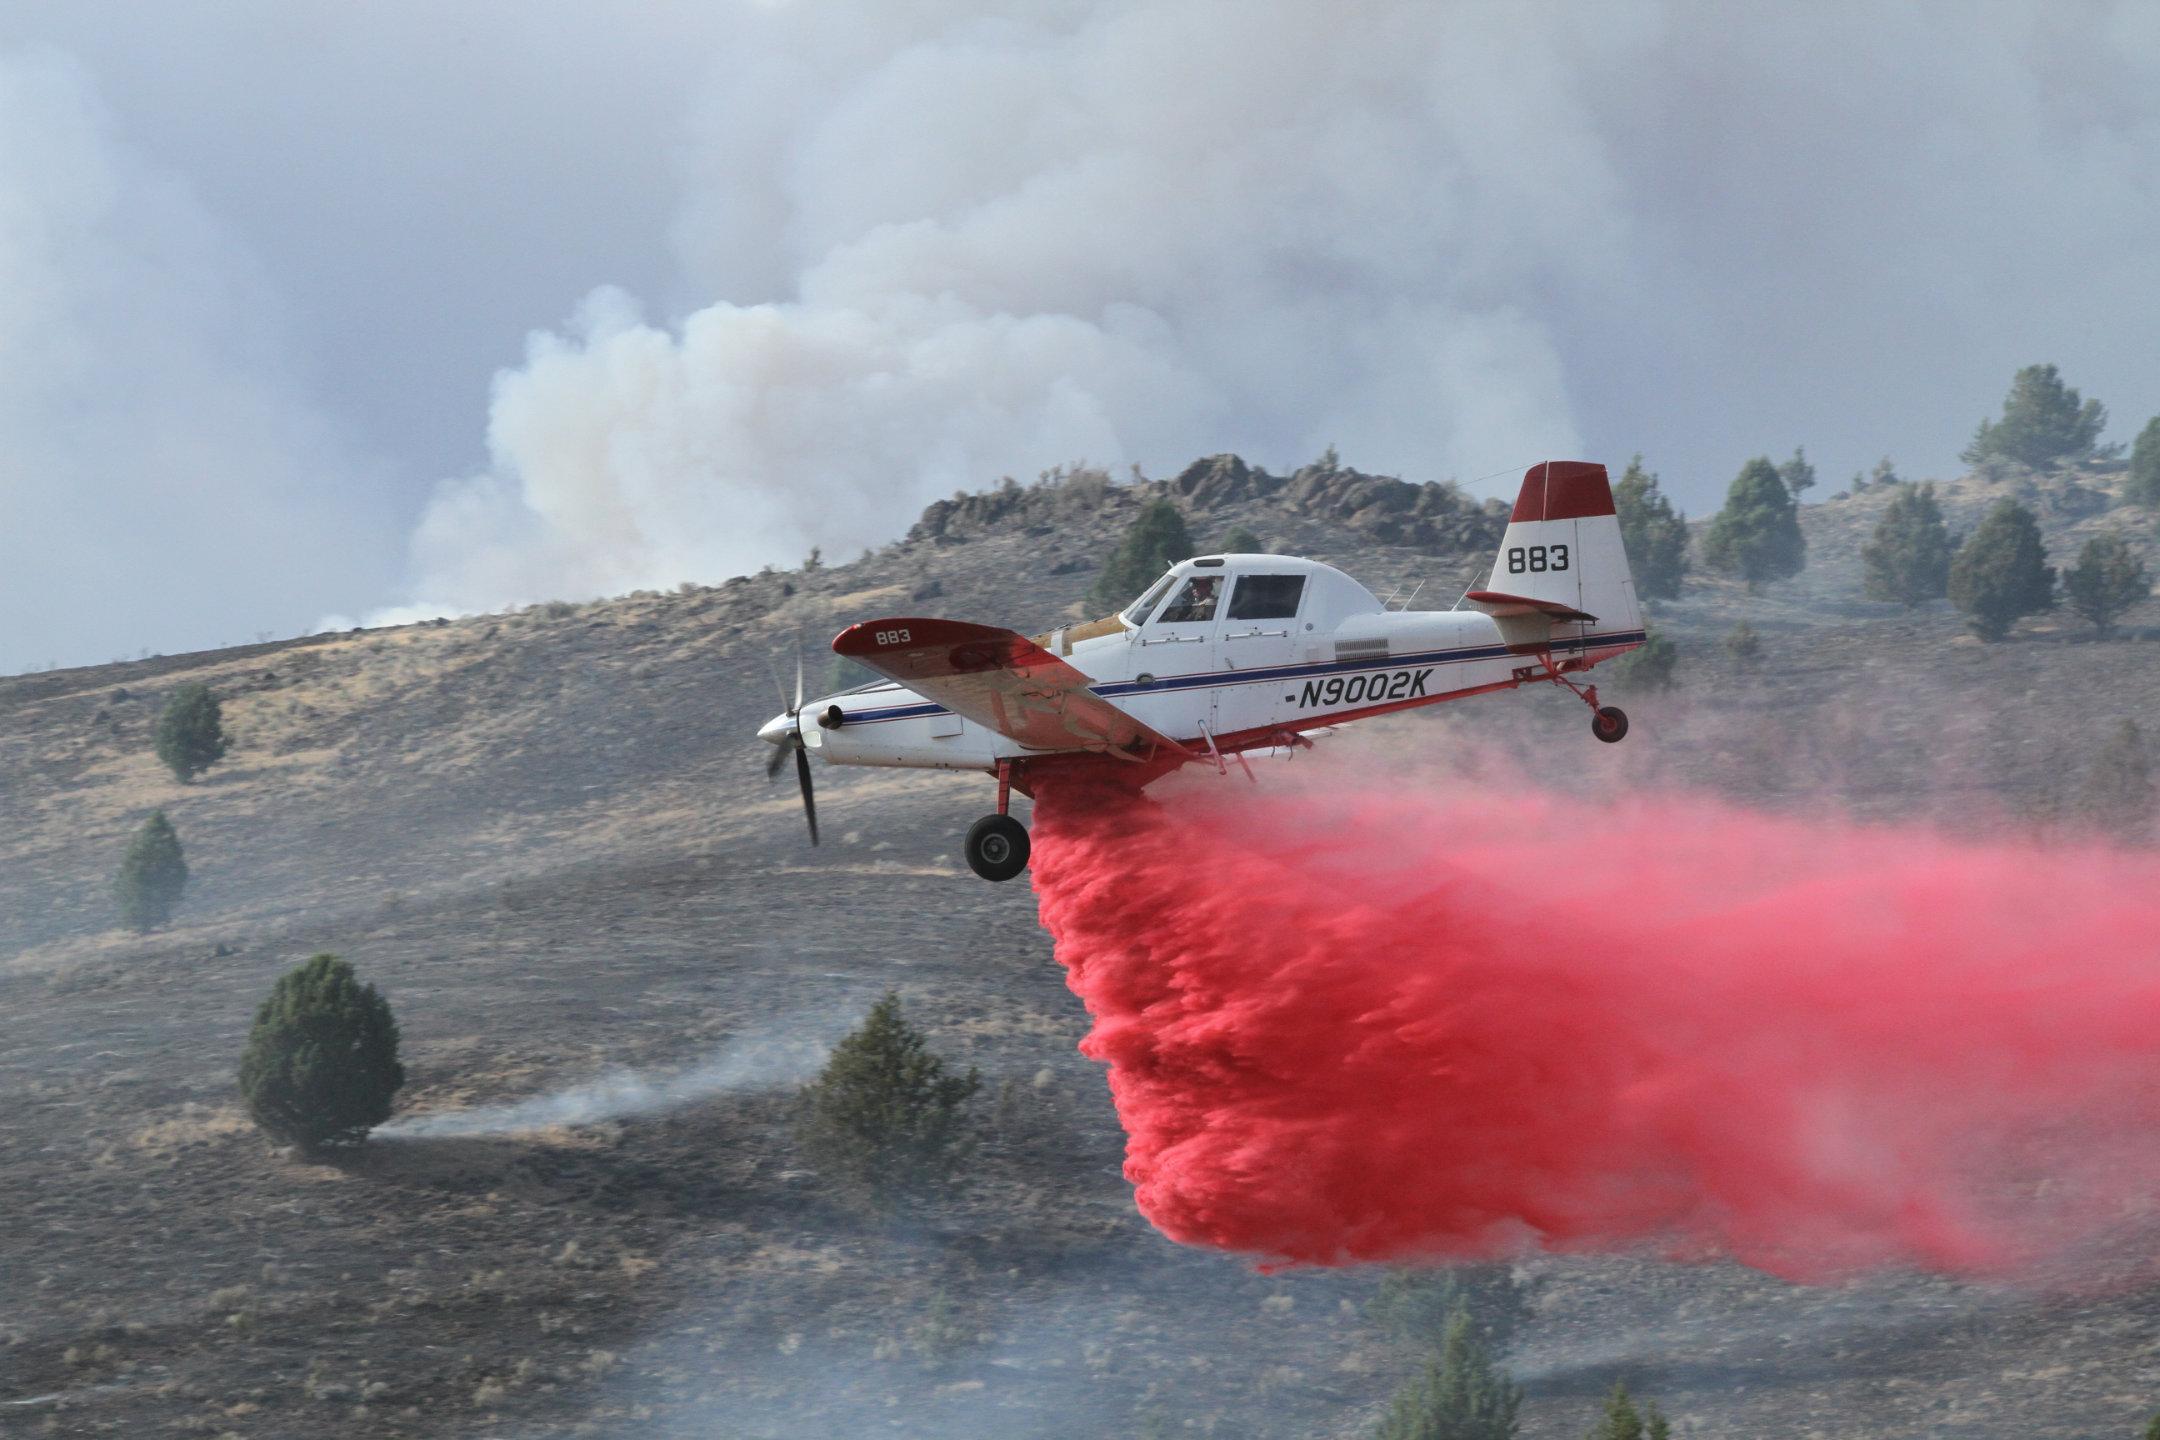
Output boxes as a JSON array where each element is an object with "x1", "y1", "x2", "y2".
[{"x1": 1158, "y1": 575, "x2": 1221, "y2": 624}]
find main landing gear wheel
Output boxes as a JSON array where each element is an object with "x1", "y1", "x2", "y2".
[
  {"x1": 964, "y1": 813, "x2": 1031, "y2": 882},
  {"x1": 1591, "y1": 705, "x2": 1630, "y2": 744}
]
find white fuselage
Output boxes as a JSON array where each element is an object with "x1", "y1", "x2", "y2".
[{"x1": 795, "y1": 555, "x2": 1645, "y2": 774}]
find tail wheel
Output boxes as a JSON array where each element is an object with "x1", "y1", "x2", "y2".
[
  {"x1": 1592, "y1": 705, "x2": 1630, "y2": 744},
  {"x1": 965, "y1": 814, "x2": 1031, "y2": 882}
]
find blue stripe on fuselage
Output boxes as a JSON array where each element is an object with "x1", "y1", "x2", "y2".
[{"x1": 833, "y1": 629, "x2": 1648, "y2": 725}]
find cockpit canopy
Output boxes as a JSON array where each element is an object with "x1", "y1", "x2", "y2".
[
  {"x1": 1119, "y1": 556, "x2": 1380, "y2": 630},
  {"x1": 1120, "y1": 572, "x2": 1179, "y2": 626}
]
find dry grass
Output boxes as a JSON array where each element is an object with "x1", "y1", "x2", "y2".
[
  {"x1": 130, "y1": 1105, "x2": 252, "y2": 1155},
  {"x1": 819, "y1": 583, "x2": 907, "y2": 614}
]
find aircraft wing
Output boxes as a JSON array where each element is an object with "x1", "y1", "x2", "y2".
[{"x1": 832, "y1": 617, "x2": 1189, "y2": 757}]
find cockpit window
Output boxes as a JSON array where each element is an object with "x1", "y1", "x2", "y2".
[
  {"x1": 1122, "y1": 573, "x2": 1177, "y2": 625},
  {"x1": 1228, "y1": 574, "x2": 1305, "y2": 621},
  {"x1": 1157, "y1": 574, "x2": 1225, "y2": 625}
]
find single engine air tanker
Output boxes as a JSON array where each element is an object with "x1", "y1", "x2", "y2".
[{"x1": 759, "y1": 460, "x2": 1645, "y2": 881}]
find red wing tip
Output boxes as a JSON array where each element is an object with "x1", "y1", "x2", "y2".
[{"x1": 832, "y1": 616, "x2": 1006, "y2": 656}]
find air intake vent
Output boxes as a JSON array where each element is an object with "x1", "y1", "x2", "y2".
[{"x1": 1334, "y1": 636, "x2": 1390, "y2": 661}]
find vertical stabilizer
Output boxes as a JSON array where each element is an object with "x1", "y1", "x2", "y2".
[{"x1": 1477, "y1": 461, "x2": 1643, "y2": 644}]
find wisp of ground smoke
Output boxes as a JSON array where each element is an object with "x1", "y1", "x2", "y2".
[
  {"x1": 378, "y1": 1023, "x2": 837, "y2": 1139},
  {"x1": 1028, "y1": 769, "x2": 2160, "y2": 1280}
]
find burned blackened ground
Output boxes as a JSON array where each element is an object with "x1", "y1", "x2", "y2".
[
  {"x1": 4, "y1": 456, "x2": 2159, "y2": 1437},
  {"x1": 0, "y1": 834, "x2": 1378, "y2": 1438}
]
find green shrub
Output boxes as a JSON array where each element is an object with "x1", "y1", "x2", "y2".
[
  {"x1": 796, "y1": 991, "x2": 980, "y2": 1211},
  {"x1": 909, "y1": 1288, "x2": 970, "y2": 1367},
  {"x1": 1089, "y1": 499, "x2": 1195, "y2": 613},
  {"x1": 1700, "y1": 457, "x2": 1805, "y2": 590},
  {"x1": 239, "y1": 954, "x2": 405, "y2": 1154},
  {"x1": 1948, "y1": 499, "x2": 2056, "y2": 640},
  {"x1": 1862, "y1": 482, "x2": 1954, "y2": 608},
  {"x1": 115, "y1": 810, "x2": 188, "y2": 933},
  {"x1": 1723, "y1": 621, "x2": 1763, "y2": 668},
  {"x1": 1613, "y1": 456, "x2": 1690, "y2": 601},
  {"x1": 2129, "y1": 417, "x2": 2160, "y2": 509},
  {"x1": 1963, "y1": 363, "x2": 2107, "y2": 470},
  {"x1": 1373, "y1": 1302, "x2": 1522, "y2": 1440},
  {"x1": 1587, "y1": 1382, "x2": 1671, "y2": 1440},
  {"x1": 2061, "y1": 532, "x2": 2150, "y2": 637},
  {"x1": 1613, "y1": 631, "x2": 1678, "y2": 692},
  {"x1": 1776, "y1": 445, "x2": 1817, "y2": 500},
  {"x1": 1852, "y1": 456, "x2": 1900, "y2": 493},
  {"x1": 154, "y1": 682, "x2": 229, "y2": 782},
  {"x1": 1219, "y1": 524, "x2": 1264, "y2": 555}
]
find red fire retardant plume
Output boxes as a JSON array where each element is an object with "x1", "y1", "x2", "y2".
[{"x1": 1028, "y1": 771, "x2": 2160, "y2": 1279}]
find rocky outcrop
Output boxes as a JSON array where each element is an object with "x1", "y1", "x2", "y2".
[
  {"x1": 1274, "y1": 461, "x2": 1507, "y2": 551},
  {"x1": 909, "y1": 453, "x2": 1506, "y2": 557},
  {"x1": 1167, "y1": 454, "x2": 1283, "y2": 507},
  {"x1": 907, "y1": 467, "x2": 1122, "y2": 543}
]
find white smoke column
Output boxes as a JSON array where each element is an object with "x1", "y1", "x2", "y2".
[
  {"x1": 386, "y1": 0, "x2": 2160, "y2": 623},
  {"x1": 394, "y1": 0, "x2": 1625, "y2": 616},
  {"x1": 380, "y1": 1019, "x2": 840, "y2": 1139}
]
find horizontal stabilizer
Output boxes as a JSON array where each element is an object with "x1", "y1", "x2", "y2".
[{"x1": 1463, "y1": 589, "x2": 1597, "y2": 624}]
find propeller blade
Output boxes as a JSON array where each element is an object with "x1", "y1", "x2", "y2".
[
  {"x1": 794, "y1": 743, "x2": 819, "y2": 846},
  {"x1": 765, "y1": 654, "x2": 790, "y2": 710},
  {"x1": 793, "y1": 638, "x2": 805, "y2": 713},
  {"x1": 765, "y1": 734, "x2": 793, "y2": 779}
]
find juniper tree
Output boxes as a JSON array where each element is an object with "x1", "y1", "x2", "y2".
[
  {"x1": 2073, "y1": 719, "x2": 2154, "y2": 846},
  {"x1": 1587, "y1": 1382, "x2": 1671, "y2": 1440},
  {"x1": 1948, "y1": 499, "x2": 2056, "y2": 640},
  {"x1": 1861, "y1": 482, "x2": 1954, "y2": 608},
  {"x1": 1219, "y1": 524, "x2": 1264, "y2": 555},
  {"x1": 2130, "y1": 417, "x2": 2160, "y2": 509},
  {"x1": 1613, "y1": 456, "x2": 1690, "y2": 600},
  {"x1": 1089, "y1": 498, "x2": 1195, "y2": 612},
  {"x1": 797, "y1": 991, "x2": 980, "y2": 1211},
  {"x1": 1614, "y1": 630, "x2": 1678, "y2": 692},
  {"x1": 1700, "y1": 457, "x2": 1805, "y2": 590},
  {"x1": 238, "y1": 954, "x2": 405, "y2": 1154},
  {"x1": 1962, "y1": 363, "x2": 2107, "y2": 470},
  {"x1": 1373, "y1": 1303, "x2": 1522, "y2": 1440},
  {"x1": 2061, "y1": 532, "x2": 2151, "y2": 637},
  {"x1": 1848, "y1": 456, "x2": 1899, "y2": 496},
  {"x1": 1777, "y1": 445, "x2": 1817, "y2": 500},
  {"x1": 2145, "y1": 1410, "x2": 2160, "y2": 1440},
  {"x1": 154, "y1": 681, "x2": 229, "y2": 782},
  {"x1": 115, "y1": 810, "x2": 187, "y2": 932}
]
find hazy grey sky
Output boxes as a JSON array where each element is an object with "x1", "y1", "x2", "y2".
[{"x1": 3, "y1": 1, "x2": 2157, "y2": 671}]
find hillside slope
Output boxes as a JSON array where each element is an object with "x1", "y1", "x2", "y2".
[{"x1": 2, "y1": 456, "x2": 2157, "y2": 1439}]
